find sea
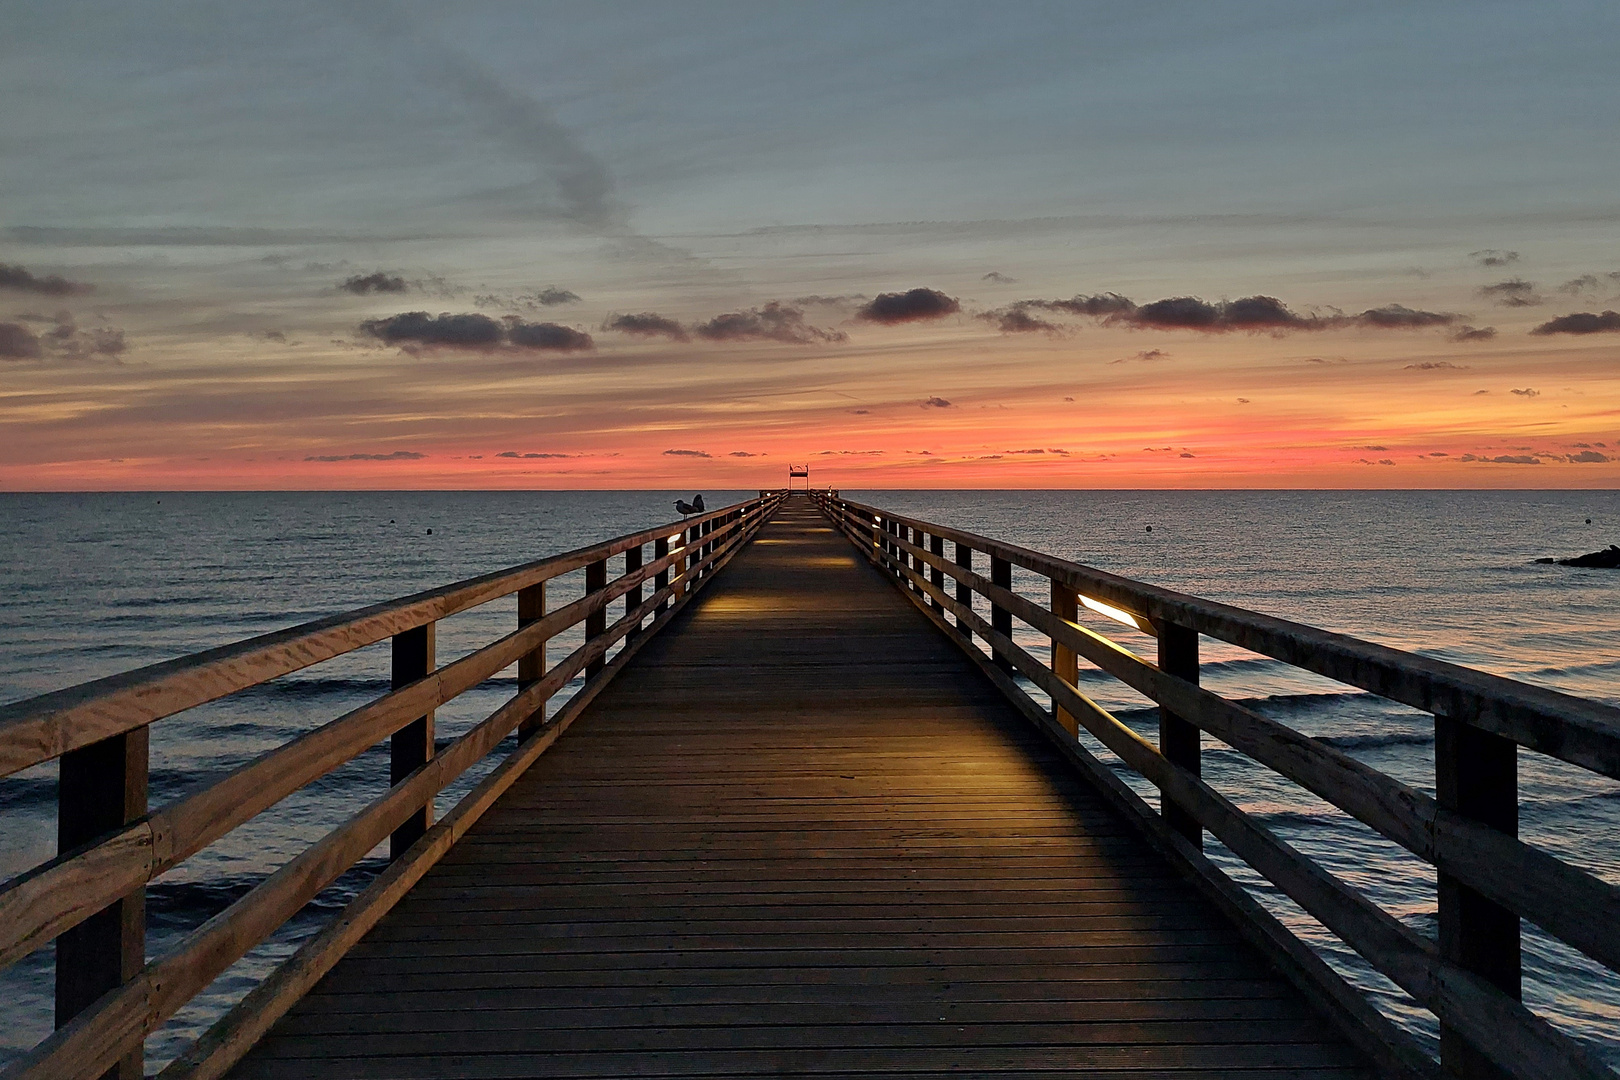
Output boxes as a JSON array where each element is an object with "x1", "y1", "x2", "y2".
[{"x1": 1, "y1": 489, "x2": 1617, "y2": 1072}]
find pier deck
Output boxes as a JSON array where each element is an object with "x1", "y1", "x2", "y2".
[{"x1": 229, "y1": 501, "x2": 1368, "y2": 1078}]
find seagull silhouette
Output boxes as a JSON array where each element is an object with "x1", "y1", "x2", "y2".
[{"x1": 674, "y1": 493, "x2": 705, "y2": 517}]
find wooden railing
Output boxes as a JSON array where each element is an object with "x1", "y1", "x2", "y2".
[
  {"x1": 0, "y1": 493, "x2": 782, "y2": 1080},
  {"x1": 815, "y1": 492, "x2": 1620, "y2": 1080}
]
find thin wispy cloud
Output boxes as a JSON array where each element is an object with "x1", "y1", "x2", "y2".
[
  {"x1": 981, "y1": 308, "x2": 1062, "y2": 334},
  {"x1": 0, "y1": 263, "x2": 92, "y2": 296},
  {"x1": 305, "y1": 450, "x2": 426, "y2": 462},
  {"x1": 1470, "y1": 249, "x2": 1520, "y2": 268},
  {"x1": 604, "y1": 312, "x2": 690, "y2": 341},
  {"x1": 340, "y1": 271, "x2": 408, "y2": 295},
  {"x1": 694, "y1": 302, "x2": 846, "y2": 344},
  {"x1": 1478, "y1": 279, "x2": 1541, "y2": 306}
]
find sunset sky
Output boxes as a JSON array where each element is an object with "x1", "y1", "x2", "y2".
[{"x1": 2, "y1": 1, "x2": 1617, "y2": 489}]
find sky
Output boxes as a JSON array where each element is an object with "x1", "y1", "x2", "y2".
[{"x1": 2, "y1": 0, "x2": 1618, "y2": 489}]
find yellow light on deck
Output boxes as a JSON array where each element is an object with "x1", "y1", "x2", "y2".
[{"x1": 1080, "y1": 595, "x2": 1153, "y2": 635}]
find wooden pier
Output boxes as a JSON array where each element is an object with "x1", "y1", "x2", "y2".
[{"x1": 1, "y1": 493, "x2": 1618, "y2": 1079}]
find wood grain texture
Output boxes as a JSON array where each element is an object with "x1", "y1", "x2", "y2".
[{"x1": 229, "y1": 498, "x2": 1373, "y2": 1080}]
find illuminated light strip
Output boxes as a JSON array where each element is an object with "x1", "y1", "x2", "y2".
[{"x1": 1080, "y1": 594, "x2": 1152, "y2": 634}]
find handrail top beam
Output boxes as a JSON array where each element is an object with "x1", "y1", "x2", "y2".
[
  {"x1": 829, "y1": 495, "x2": 1620, "y2": 780},
  {"x1": 0, "y1": 498, "x2": 766, "y2": 779}
]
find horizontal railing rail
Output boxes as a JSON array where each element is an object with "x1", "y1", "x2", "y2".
[
  {"x1": 816, "y1": 492, "x2": 1620, "y2": 1080},
  {"x1": 0, "y1": 493, "x2": 782, "y2": 1080}
]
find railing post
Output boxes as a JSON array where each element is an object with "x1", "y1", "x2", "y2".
[
  {"x1": 1050, "y1": 583, "x2": 1079, "y2": 736},
  {"x1": 655, "y1": 536, "x2": 671, "y2": 613},
  {"x1": 390, "y1": 622, "x2": 434, "y2": 859},
  {"x1": 990, "y1": 555, "x2": 1013, "y2": 671},
  {"x1": 929, "y1": 533, "x2": 945, "y2": 613},
  {"x1": 624, "y1": 544, "x2": 643, "y2": 640},
  {"x1": 517, "y1": 582, "x2": 547, "y2": 739},
  {"x1": 1157, "y1": 622, "x2": 1201, "y2": 847},
  {"x1": 954, "y1": 542, "x2": 972, "y2": 640},
  {"x1": 1436, "y1": 712, "x2": 1519, "y2": 1080},
  {"x1": 584, "y1": 557, "x2": 608, "y2": 679},
  {"x1": 56, "y1": 727, "x2": 148, "y2": 1080}
]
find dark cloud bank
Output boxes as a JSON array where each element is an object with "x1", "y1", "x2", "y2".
[
  {"x1": 1531, "y1": 311, "x2": 1620, "y2": 335},
  {"x1": 985, "y1": 293, "x2": 1467, "y2": 335},
  {"x1": 359, "y1": 311, "x2": 593, "y2": 352},
  {"x1": 0, "y1": 263, "x2": 92, "y2": 296},
  {"x1": 856, "y1": 289, "x2": 960, "y2": 325}
]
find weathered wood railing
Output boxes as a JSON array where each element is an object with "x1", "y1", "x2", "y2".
[
  {"x1": 0, "y1": 493, "x2": 781, "y2": 1080},
  {"x1": 815, "y1": 492, "x2": 1620, "y2": 1080}
]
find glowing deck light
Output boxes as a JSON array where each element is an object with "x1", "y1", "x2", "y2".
[{"x1": 1080, "y1": 595, "x2": 1153, "y2": 635}]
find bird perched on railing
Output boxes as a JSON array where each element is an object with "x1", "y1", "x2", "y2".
[{"x1": 675, "y1": 493, "x2": 706, "y2": 517}]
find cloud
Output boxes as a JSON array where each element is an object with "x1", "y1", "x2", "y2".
[
  {"x1": 1352, "y1": 445, "x2": 1390, "y2": 451},
  {"x1": 1017, "y1": 292, "x2": 1135, "y2": 317},
  {"x1": 1463, "y1": 454, "x2": 1540, "y2": 464},
  {"x1": 1112, "y1": 348, "x2": 1170, "y2": 363},
  {"x1": 981, "y1": 308, "x2": 1062, "y2": 334},
  {"x1": 358, "y1": 311, "x2": 591, "y2": 352},
  {"x1": 304, "y1": 451, "x2": 426, "y2": 462},
  {"x1": 340, "y1": 271, "x2": 408, "y2": 295},
  {"x1": 504, "y1": 319, "x2": 594, "y2": 351},
  {"x1": 3, "y1": 311, "x2": 127, "y2": 360},
  {"x1": 1404, "y1": 361, "x2": 1467, "y2": 370},
  {"x1": 855, "y1": 288, "x2": 960, "y2": 324},
  {"x1": 604, "y1": 312, "x2": 689, "y2": 341},
  {"x1": 0, "y1": 322, "x2": 43, "y2": 359},
  {"x1": 663, "y1": 449, "x2": 711, "y2": 458},
  {"x1": 1470, "y1": 249, "x2": 1520, "y2": 267},
  {"x1": 0, "y1": 263, "x2": 92, "y2": 296},
  {"x1": 728, "y1": 451, "x2": 762, "y2": 457},
  {"x1": 1478, "y1": 279, "x2": 1541, "y2": 307},
  {"x1": 474, "y1": 288, "x2": 581, "y2": 310},
  {"x1": 1355, "y1": 458, "x2": 1397, "y2": 465},
  {"x1": 1352, "y1": 304, "x2": 1459, "y2": 329},
  {"x1": 1449, "y1": 325, "x2": 1497, "y2": 342},
  {"x1": 1509, "y1": 388, "x2": 1539, "y2": 398},
  {"x1": 852, "y1": 409, "x2": 870, "y2": 414},
  {"x1": 982, "y1": 272, "x2": 1017, "y2": 284},
  {"x1": 792, "y1": 294, "x2": 866, "y2": 306},
  {"x1": 1571, "y1": 450, "x2": 1611, "y2": 463},
  {"x1": 360, "y1": 311, "x2": 505, "y2": 351},
  {"x1": 495, "y1": 451, "x2": 572, "y2": 458},
  {"x1": 1133, "y1": 294, "x2": 1311, "y2": 331},
  {"x1": 694, "y1": 302, "x2": 846, "y2": 344},
  {"x1": 1179, "y1": 452, "x2": 1194, "y2": 458},
  {"x1": 1558, "y1": 275, "x2": 1602, "y2": 295},
  {"x1": 922, "y1": 396, "x2": 952, "y2": 408},
  {"x1": 1530, "y1": 310, "x2": 1620, "y2": 335}
]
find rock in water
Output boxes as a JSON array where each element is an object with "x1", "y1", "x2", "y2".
[{"x1": 1553, "y1": 544, "x2": 1620, "y2": 568}]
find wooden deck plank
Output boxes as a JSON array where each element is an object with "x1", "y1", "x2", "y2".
[{"x1": 229, "y1": 498, "x2": 1371, "y2": 1079}]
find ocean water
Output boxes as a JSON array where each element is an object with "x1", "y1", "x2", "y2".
[{"x1": 1, "y1": 489, "x2": 1617, "y2": 1071}]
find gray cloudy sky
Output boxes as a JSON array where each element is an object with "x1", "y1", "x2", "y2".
[{"x1": 2, "y1": 1, "x2": 1618, "y2": 487}]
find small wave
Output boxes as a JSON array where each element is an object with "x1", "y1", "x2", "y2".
[{"x1": 1317, "y1": 732, "x2": 1434, "y2": 751}]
